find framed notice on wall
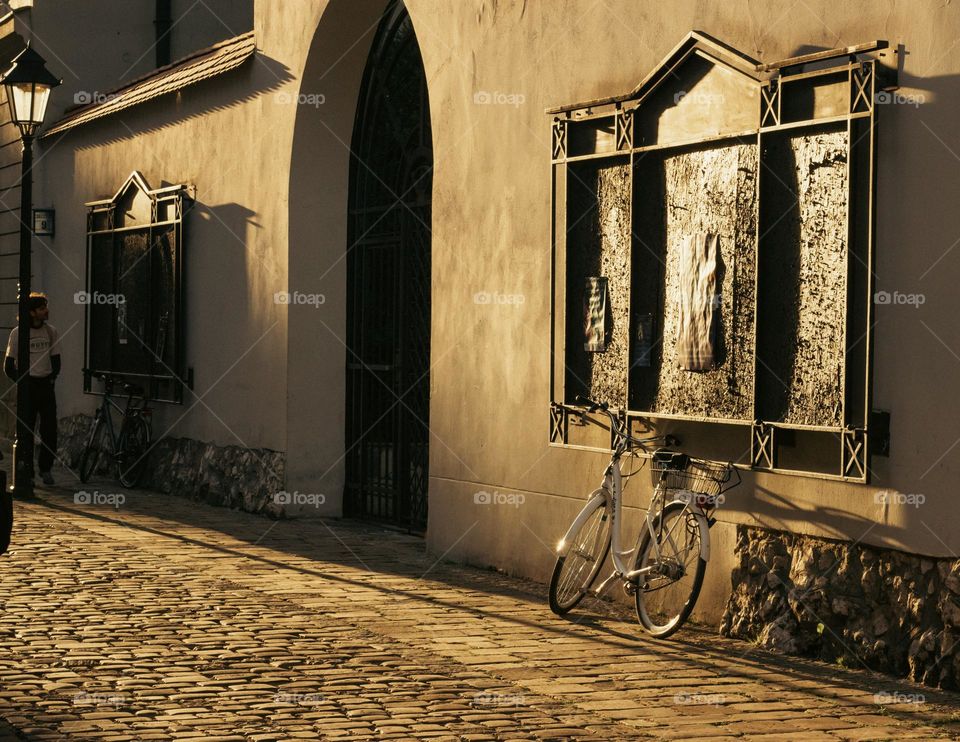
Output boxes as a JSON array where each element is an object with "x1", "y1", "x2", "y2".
[
  {"x1": 84, "y1": 171, "x2": 191, "y2": 404},
  {"x1": 548, "y1": 31, "x2": 887, "y2": 482}
]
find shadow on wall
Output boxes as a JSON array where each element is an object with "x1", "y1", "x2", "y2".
[
  {"x1": 61, "y1": 53, "x2": 295, "y2": 150},
  {"x1": 284, "y1": 0, "x2": 394, "y2": 508}
]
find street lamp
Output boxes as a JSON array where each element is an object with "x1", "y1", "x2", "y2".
[{"x1": 1, "y1": 45, "x2": 60, "y2": 498}]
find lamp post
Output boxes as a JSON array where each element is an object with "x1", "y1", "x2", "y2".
[{"x1": 0, "y1": 45, "x2": 60, "y2": 498}]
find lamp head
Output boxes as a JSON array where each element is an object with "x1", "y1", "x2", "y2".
[{"x1": 0, "y1": 45, "x2": 61, "y2": 138}]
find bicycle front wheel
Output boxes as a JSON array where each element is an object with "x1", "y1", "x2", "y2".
[
  {"x1": 549, "y1": 491, "x2": 612, "y2": 615},
  {"x1": 634, "y1": 500, "x2": 707, "y2": 638},
  {"x1": 118, "y1": 416, "x2": 151, "y2": 488},
  {"x1": 79, "y1": 415, "x2": 106, "y2": 483}
]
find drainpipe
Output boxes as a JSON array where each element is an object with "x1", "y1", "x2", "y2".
[{"x1": 155, "y1": 0, "x2": 171, "y2": 68}]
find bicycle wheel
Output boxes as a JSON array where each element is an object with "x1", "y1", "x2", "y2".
[
  {"x1": 634, "y1": 500, "x2": 707, "y2": 638},
  {"x1": 549, "y1": 491, "x2": 612, "y2": 615},
  {"x1": 79, "y1": 415, "x2": 106, "y2": 483},
  {"x1": 118, "y1": 416, "x2": 151, "y2": 488}
]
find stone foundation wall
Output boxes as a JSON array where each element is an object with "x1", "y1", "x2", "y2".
[
  {"x1": 721, "y1": 525, "x2": 960, "y2": 689},
  {"x1": 57, "y1": 414, "x2": 286, "y2": 518}
]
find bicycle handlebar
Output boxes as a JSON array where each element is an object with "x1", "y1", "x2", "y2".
[
  {"x1": 572, "y1": 395, "x2": 680, "y2": 451},
  {"x1": 83, "y1": 369, "x2": 146, "y2": 399},
  {"x1": 574, "y1": 394, "x2": 607, "y2": 413}
]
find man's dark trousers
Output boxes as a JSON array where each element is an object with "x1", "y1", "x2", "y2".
[{"x1": 22, "y1": 376, "x2": 57, "y2": 477}]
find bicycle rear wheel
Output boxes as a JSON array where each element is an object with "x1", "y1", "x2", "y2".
[
  {"x1": 118, "y1": 416, "x2": 151, "y2": 488},
  {"x1": 549, "y1": 492, "x2": 612, "y2": 615},
  {"x1": 79, "y1": 415, "x2": 106, "y2": 483},
  {"x1": 634, "y1": 500, "x2": 707, "y2": 638}
]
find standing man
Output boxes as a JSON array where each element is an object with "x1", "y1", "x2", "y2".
[{"x1": 4, "y1": 292, "x2": 60, "y2": 486}]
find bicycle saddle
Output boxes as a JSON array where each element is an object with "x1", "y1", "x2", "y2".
[{"x1": 653, "y1": 450, "x2": 689, "y2": 470}]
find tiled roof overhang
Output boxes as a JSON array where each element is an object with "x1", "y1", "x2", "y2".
[{"x1": 42, "y1": 30, "x2": 255, "y2": 138}]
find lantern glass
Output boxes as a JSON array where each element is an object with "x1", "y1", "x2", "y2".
[{"x1": 7, "y1": 81, "x2": 51, "y2": 131}]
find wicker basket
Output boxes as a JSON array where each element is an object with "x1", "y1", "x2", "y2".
[{"x1": 650, "y1": 456, "x2": 732, "y2": 497}]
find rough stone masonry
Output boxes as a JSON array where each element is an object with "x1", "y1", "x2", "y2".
[{"x1": 722, "y1": 525, "x2": 960, "y2": 689}]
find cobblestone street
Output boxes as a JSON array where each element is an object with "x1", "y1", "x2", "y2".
[{"x1": 0, "y1": 488, "x2": 959, "y2": 741}]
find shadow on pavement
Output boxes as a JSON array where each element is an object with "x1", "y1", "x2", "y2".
[{"x1": 7, "y1": 485, "x2": 960, "y2": 738}]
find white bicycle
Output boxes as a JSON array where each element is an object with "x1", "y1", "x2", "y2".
[{"x1": 549, "y1": 397, "x2": 740, "y2": 638}]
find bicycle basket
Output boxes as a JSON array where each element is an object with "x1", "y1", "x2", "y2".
[{"x1": 650, "y1": 455, "x2": 732, "y2": 497}]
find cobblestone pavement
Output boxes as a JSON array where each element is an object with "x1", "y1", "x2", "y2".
[{"x1": 1, "y1": 488, "x2": 959, "y2": 741}]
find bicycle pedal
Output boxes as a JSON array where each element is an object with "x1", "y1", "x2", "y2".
[{"x1": 622, "y1": 581, "x2": 638, "y2": 596}]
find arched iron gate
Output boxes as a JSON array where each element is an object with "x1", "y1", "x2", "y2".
[{"x1": 345, "y1": 0, "x2": 431, "y2": 532}]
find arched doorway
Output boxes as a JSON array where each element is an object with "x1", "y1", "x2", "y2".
[{"x1": 345, "y1": 0, "x2": 432, "y2": 532}]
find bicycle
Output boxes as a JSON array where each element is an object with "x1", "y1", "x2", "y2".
[
  {"x1": 548, "y1": 396, "x2": 741, "y2": 638},
  {"x1": 78, "y1": 370, "x2": 153, "y2": 488}
]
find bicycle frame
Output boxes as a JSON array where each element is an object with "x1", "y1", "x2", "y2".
[
  {"x1": 93, "y1": 383, "x2": 149, "y2": 457},
  {"x1": 96, "y1": 395, "x2": 124, "y2": 453},
  {"x1": 557, "y1": 454, "x2": 712, "y2": 596}
]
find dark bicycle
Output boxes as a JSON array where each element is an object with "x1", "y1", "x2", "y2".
[{"x1": 79, "y1": 370, "x2": 153, "y2": 488}]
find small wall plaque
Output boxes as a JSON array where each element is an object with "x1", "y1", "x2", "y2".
[{"x1": 32, "y1": 208, "x2": 55, "y2": 236}]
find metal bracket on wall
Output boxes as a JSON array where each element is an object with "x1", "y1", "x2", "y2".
[
  {"x1": 760, "y1": 81, "x2": 780, "y2": 127},
  {"x1": 842, "y1": 427, "x2": 867, "y2": 479},
  {"x1": 752, "y1": 422, "x2": 776, "y2": 469},
  {"x1": 851, "y1": 63, "x2": 874, "y2": 114},
  {"x1": 615, "y1": 108, "x2": 633, "y2": 150},
  {"x1": 552, "y1": 118, "x2": 567, "y2": 160},
  {"x1": 550, "y1": 403, "x2": 567, "y2": 444}
]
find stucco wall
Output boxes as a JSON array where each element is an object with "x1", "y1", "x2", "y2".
[
  {"x1": 399, "y1": 0, "x2": 960, "y2": 589},
  {"x1": 22, "y1": 0, "x2": 255, "y2": 123},
  {"x1": 17, "y1": 1, "x2": 960, "y2": 611},
  {"x1": 28, "y1": 1, "x2": 317, "y2": 455}
]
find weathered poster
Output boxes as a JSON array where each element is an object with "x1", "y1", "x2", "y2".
[
  {"x1": 583, "y1": 277, "x2": 607, "y2": 352},
  {"x1": 676, "y1": 233, "x2": 718, "y2": 371},
  {"x1": 632, "y1": 312, "x2": 654, "y2": 368}
]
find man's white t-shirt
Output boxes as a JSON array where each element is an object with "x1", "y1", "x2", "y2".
[{"x1": 5, "y1": 323, "x2": 59, "y2": 377}]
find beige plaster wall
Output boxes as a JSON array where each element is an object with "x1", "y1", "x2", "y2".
[
  {"x1": 16, "y1": 1, "x2": 960, "y2": 623},
  {"x1": 402, "y1": 0, "x2": 960, "y2": 603},
  {"x1": 284, "y1": 0, "x2": 391, "y2": 516},
  {"x1": 25, "y1": 0, "x2": 156, "y2": 118},
  {"x1": 21, "y1": 0, "x2": 255, "y2": 123},
  {"x1": 168, "y1": 0, "x2": 254, "y2": 62},
  {"x1": 28, "y1": 1, "x2": 326, "y2": 454}
]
